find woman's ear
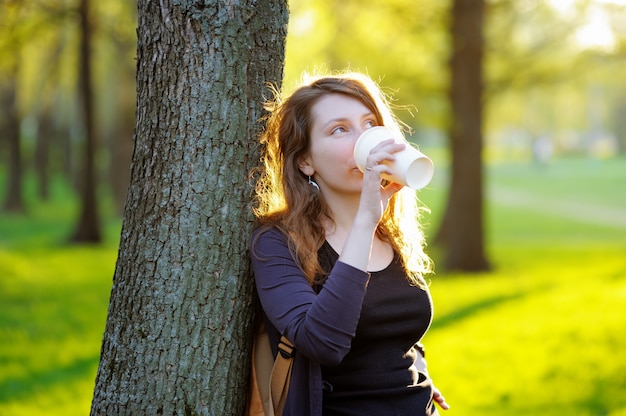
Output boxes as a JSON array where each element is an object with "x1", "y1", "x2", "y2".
[{"x1": 298, "y1": 157, "x2": 314, "y2": 176}]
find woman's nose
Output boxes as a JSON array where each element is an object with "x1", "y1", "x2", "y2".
[
  {"x1": 354, "y1": 127, "x2": 368, "y2": 142},
  {"x1": 351, "y1": 130, "x2": 363, "y2": 148}
]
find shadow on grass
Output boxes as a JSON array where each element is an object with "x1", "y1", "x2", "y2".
[
  {"x1": 431, "y1": 292, "x2": 524, "y2": 330},
  {"x1": 0, "y1": 355, "x2": 99, "y2": 402}
]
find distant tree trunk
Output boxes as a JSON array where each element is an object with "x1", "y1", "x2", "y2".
[
  {"x1": 36, "y1": 34, "x2": 65, "y2": 201},
  {"x1": 60, "y1": 123, "x2": 73, "y2": 181},
  {"x1": 1, "y1": 71, "x2": 25, "y2": 214},
  {"x1": 35, "y1": 107, "x2": 52, "y2": 201},
  {"x1": 90, "y1": 0, "x2": 288, "y2": 415},
  {"x1": 72, "y1": 0, "x2": 101, "y2": 243},
  {"x1": 108, "y1": 35, "x2": 136, "y2": 216},
  {"x1": 435, "y1": 0, "x2": 490, "y2": 272}
]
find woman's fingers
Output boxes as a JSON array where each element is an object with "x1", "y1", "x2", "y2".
[
  {"x1": 432, "y1": 387, "x2": 450, "y2": 410},
  {"x1": 364, "y1": 140, "x2": 405, "y2": 169},
  {"x1": 381, "y1": 181, "x2": 403, "y2": 199}
]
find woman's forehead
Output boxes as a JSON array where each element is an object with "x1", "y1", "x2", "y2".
[{"x1": 311, "y1": 94, "x2": 374, "y2": 125}]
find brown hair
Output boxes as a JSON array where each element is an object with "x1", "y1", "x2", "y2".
[{"x1": 252, "y1": 72, "x2": 432, "y2": 286}]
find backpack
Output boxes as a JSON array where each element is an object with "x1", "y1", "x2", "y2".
[{"x1": 247, "y1": 323, "x2": 295, "y2": 416}]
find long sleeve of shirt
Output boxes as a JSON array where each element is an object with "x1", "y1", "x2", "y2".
[{"x1": 250, "y1": 226, "x2": 371, "y2": 367}]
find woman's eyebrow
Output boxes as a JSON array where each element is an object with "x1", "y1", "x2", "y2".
[{"x1": 319, "y1": 112, "x2": 375, "y2": 129}]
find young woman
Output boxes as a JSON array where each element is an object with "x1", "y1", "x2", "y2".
[{"x1": 250, "y1": 72, "x2": 448, "y2": 415}]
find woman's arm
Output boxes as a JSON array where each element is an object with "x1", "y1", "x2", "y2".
[{"x1": 251, "y1": 228, "x2": 370, "y2": 366}]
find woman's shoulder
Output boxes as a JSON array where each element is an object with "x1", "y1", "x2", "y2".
[
  {"x1": 251, "y1": 224, "x2": 285, "y2": 243},
  {"x1": 250, "y1": 224, "x2": 290, "y2": 258}
]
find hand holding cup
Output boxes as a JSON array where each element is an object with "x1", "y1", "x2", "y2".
[{"x1": 354, "y1": 126, "x2": 434, "y2": 189}]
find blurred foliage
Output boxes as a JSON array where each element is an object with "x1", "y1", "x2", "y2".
[
  {"x1": 283, "y1": 0, "x2": 450, "y2": 127},
  {"x1": 282, "y1": 0, "x2": 626, "y2": 155},
  {"x1": 0, "y1": 0, "x2": 137, "y2": 184},
  {"x1": 1, "y1": 0, "x2": 624, "y2": 189}
]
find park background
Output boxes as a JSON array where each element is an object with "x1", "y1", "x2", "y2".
[{"x1": 1, "y1": 0, "x2": 626, "y2": 415}]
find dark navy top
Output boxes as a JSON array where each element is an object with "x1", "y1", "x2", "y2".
[{"x1": 250, "y1": 227, "x2": 435, "y2": 416}]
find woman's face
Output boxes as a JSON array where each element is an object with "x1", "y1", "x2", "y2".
[{"x1": 299, "y1": 93, "x2": 378, "y2": 196}]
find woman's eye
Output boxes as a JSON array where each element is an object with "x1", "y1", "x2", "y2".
[
  {"x1": 364, "y1": 120, "x2": 376, "y2": 129},
  {"x1": 331, "y1": 126, "x2": 346, "y2": 135}
]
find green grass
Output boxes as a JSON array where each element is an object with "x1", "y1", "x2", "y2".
[
  {"x1": 1, "y1": 157, "x2": 625, "y2": 415},
  {"x1": 0, "y1": 246, "x2": 116, "y2": 415},
  {"x1": 426, "y1": 244, "x2": 626, "y2": 415},
  {"x1": 421, "y1": 157, "x2": 626, "y2": 415},
  {"x1": 0, "y1": 176, "x2": 120, "y2": 416}
]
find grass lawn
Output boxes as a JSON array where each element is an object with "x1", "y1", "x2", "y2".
[
  {"x1": 1, "y1": 156, "x2": 625, "y2": 415},
  {"x1": 422, "y1": 157, "x2": 626, "y2": 415},
  {"x1": 0, "y1": 177, "x2": 120, "y2": 415}
]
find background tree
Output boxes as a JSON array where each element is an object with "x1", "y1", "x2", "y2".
[
  {"x1": 1, "y1": 65, "x2": 24, "y2": 213},
  {"x1": 71, "y1": 0, "x2": 101, "y2": 242},
  {"x1": 1, "y1": 3, "x2": 26, "y2": 213},
  {"x1": 96, "y1": 0, "x2": 138, "y2": 215},
  {"x1": 434, "y1": 0, "x2": 490, "y2": 271},
  {"x1": 90, "y1": 0, "x2": 288, "y2": 414},
  {"x1": 282, "y1": 0, "x2": 626, "y2": 271},
  {"x1": 0, "y1": 0, "x2": 138, "y2": 220}
]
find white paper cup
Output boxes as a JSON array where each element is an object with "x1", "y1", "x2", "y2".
[{"x1": 354, "y1": 126, "x2": 434, "y2": 189}]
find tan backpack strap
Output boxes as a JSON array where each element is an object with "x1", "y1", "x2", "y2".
[
  {"x1": 249, "y1": 326, "x2": 273, "y2": 416},
  {"x1": 269, "y1": 336, "x2": 295, "y2": 416}
]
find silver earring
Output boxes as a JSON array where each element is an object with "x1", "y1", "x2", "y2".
[{"x1": 308, "y1": 176, "x2": 320, "y2": 191}]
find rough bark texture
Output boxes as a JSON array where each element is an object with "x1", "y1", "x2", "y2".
[
  {"x1": 435, "y1": 0, "x2": 490, "y2": 272},
  {"x1": 91, "y1": 1, "x2": 288, "y2": 415}
]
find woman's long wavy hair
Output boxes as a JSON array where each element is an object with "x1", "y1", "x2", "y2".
[{"x1": 252, "y1": 72, "x2": 433, "y2": 287}]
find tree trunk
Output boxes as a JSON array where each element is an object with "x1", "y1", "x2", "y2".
[
  {"x1": 435, "y1": 0, "x2": 490, "y2": 272},
  {"x1": 35, "y1": 107, "x2": 52, "y2": 201},
  {"x1": 91, "y1": 1, "x2": 288, "y2": 415},
  {"x1": 72, "y1": 0, "x2": 101, "y2": 243},
  {"x1": 107, "y1": 34, "x2": 136, "y2": 216},
  {"x1": 1, "y1": 71, "x2": 25, "y2": 214}
]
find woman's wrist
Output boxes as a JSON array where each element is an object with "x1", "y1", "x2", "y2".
[
  {"x1": 352, "y1": 213, "x2": 379, "y2": 233},
  {"x1": 337, "y1": 217, "x2": 377, "y2": 272}
]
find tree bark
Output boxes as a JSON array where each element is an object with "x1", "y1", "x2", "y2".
[
  {"x1": 91, "y1": 1, "x2": 288, "y2": 415},
  {"x1": 435, "y1": 0, "x2": 490, "y2": 272},
  {"x1": 71, "y1": 0, "x2": 102, "y2": 243}
]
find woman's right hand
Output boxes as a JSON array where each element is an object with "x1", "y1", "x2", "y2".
[
  {"x1": 357, "y1": 138, "x2": 405, "y2": 225},
  {"x1": 337, "y1": 138, "x2": 405, "y2": 272}
]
